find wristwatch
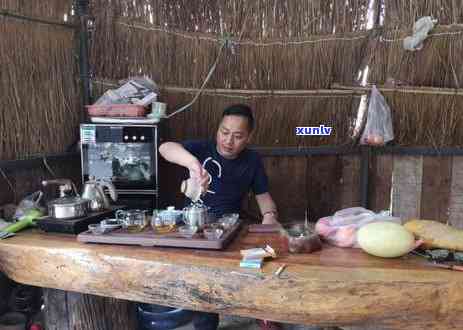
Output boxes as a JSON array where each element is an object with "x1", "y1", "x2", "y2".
[{"x1": 262, "y1": 210, "x2": 278, "y2": 217}]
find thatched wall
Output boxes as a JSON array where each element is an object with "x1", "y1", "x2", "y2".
[
  {"x1": 90, "y1": 0, "x2": 463, "y2": 148},
  {"x1": 1, "y1": 0, "x2": 73, "y2": 20},
  {"x1": 383, "y1": 0, "x2": 463, "y2": 28},
  {"x1": 0, "y1": 3, "x2": 81, "y2": 159},
  {"x1": 0, "y1": 2, "x2": 82, "y2": 205},
  {"x1": 368, "y1": 25, "x2": 463, "y2": 88},
  {"x1": 159, "y1": 93, "x2": 359, "y2": 147}
]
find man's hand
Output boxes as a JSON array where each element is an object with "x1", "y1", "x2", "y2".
[
  {"x1": 256, "y1": 193, "x2": 280, "y2": 225},
  {"x1": 262, "y1": 212, "x2": 280, "y2": 225},
  {"x1": 187, "y1": 160, "x2": 210, "y2": 193},
  {"x1": 159, "y1": 142, "x2": 212, "y2": 199}
]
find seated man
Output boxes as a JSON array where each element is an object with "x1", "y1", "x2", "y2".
[{"x1": 159, "y1": 104, "x2": 281, "y2": 330}]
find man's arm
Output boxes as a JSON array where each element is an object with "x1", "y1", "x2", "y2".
[
  {"x1": 255, "y1": 192, "x2": 279, "y2": 225},
  {"x1": 158, "y1": 142, "x2": 209, "y2": 187}
]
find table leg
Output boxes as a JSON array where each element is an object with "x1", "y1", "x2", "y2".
[{"x1": 43, "y1": 289, "x2": 137, "y2": 330}]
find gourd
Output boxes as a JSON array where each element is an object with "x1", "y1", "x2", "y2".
[
  {"x1": 357, "y1": 222, "x2": 416, "y2": 258},
  {"x1": 404, "y1": 219, "x2": 463, "y2": 251}
]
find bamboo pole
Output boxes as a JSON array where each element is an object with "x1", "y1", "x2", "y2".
[
  {"x1": 165, "y1": 85, "x2": 463, "y2": 96},
  {"x1": 331, "y1": 83, "x2": 463, "y2": 96},
  {"x1": 163, "y1": 86, "x2": 356, "y2": 95},
  {"x1": 92, "y1": 79, "x2": 463, "y2": 97}
]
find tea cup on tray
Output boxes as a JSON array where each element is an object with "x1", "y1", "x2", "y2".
[{"x1": 178, "y1": 225, "x2": 198, "y2": 238}]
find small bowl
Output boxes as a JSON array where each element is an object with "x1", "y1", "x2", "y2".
[
  {"x1": 219, "y1": 217, "x2": 238, "y2": 230},
  {"x1": 222, "y1": 213, "x2": 239, "y2": 221},
  {"x1": 100, "y1": 218, "x2": 123, "y2": 230},
  {"x1": 203, "y1": 227, "x2": 224, "y2": 240},
  {"x1": 203, "y1": 222, "x2": 222, "y2": 230},
  {"x1": 88, "y1": 223, "x2": 105, "y2": 235},
  {"x1": 178, "y1": 225, "x2": 198, "y2": 238}
]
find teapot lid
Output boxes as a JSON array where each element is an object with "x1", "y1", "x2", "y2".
[
  {"x1": 85, "y1": 175, "x2": 98, "y2": 183},
  {"x1": 185, "y1": 201, "x2": 208, "y2": 210}
]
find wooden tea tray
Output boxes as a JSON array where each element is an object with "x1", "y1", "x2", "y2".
[{"x1": 77, "y1": 220, "x2": 242, "y2": 250}]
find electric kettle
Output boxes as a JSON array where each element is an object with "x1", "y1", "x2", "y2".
[{"x1": 81, "y1": 177, "x2": 118, "y2": 211}]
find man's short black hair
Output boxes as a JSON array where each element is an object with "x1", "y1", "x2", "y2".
[{"x1": 222, "y1": 104, "x2": 254, "y2": 131}]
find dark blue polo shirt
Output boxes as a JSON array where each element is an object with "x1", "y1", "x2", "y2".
[{"x1": 181, "y1": 140, "x2": 268, "y2": 217}]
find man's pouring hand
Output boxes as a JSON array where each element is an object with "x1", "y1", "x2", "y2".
[
  {"x1": 188, "y1": 160, "x2": 211, "y2": 194},
  {"x1": 262, "y1": 216, "x2": 280, "y2": 226},
  {"x1": 262, "y1": 210, "x2": 280, "y2": 225}
]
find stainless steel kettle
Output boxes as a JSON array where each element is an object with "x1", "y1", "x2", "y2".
[
  {"x1": 81, "y1": 177, "x2": 118, "y2": 211},
  {"x1": 42, "y1": 179, "x2": 90, "y2": 219}
]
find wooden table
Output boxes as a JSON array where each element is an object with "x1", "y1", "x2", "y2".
[{"x1": 0, "y1": 228, "x2": 462, "y2": 330}]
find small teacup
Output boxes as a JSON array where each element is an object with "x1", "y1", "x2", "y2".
[
  {"x1": 151, "y1": 102, "x2": 167, "y2": 118},
  {"x1": 203, "y1": 227, "x2": 224, "y2": 240}
]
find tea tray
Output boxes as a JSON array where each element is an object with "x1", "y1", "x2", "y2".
[{"x1": 77, "y1": 220, "x2": 242, "y2": 250}]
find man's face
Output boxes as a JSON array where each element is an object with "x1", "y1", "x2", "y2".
[{"x1": 216, "y1": 115, "x2": 252, "y2": 159}]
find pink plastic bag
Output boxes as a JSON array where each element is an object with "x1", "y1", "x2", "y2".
[{"x1": 315, "y1": 207, "x2": 401, "y2": 248}]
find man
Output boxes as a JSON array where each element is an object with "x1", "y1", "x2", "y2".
[
  {"x1": 159, "y1": 104, "x2": 281, "y2": 330},
  {"x1": 159, "y1": 104, "x2": 279, "y2": 224}
]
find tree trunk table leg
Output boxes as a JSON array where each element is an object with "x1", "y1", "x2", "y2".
[
  {"x1": 0, "y1": 272, "x2": 12, "y2": 315},
  {"x1": 43, "y1": 289, "x2": 137, "y2": 330}
]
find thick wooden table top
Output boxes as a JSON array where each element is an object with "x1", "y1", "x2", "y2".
[{"x1": 0, "y1": 228, "x2": 462, "y2": 330}]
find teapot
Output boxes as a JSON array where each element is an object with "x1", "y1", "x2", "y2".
[
  {"x1": 183, "y1": 202, "x2": 209, "y2": 229},
  {"x1": 81, "y1": 177, "x2": 118, "y2": 212}
]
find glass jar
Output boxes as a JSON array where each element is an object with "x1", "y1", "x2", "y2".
[{"x1": 280, "y1": 224, "x2": 322, "y2": 253}]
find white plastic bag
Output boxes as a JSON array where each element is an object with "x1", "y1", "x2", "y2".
[
  {"x1": 360, "y1": 86, "x2": 394, "y2": 146},
  {"x1": 403, "y1": 16, "x2": 437, "y2": 51},
  {"x1": 332, "y1": 207, "x2": 376, "y2": 226},
  {"x1": 14, "y1": 191, "x2": 45, "y2": 220},
  {"x1": 94, "y1": 76, "x2": 159, "y2": 106}
]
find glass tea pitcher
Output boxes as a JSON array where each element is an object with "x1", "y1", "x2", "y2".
[{"x1": 116, "y1": 209, "x2": 148, "y2": 233}]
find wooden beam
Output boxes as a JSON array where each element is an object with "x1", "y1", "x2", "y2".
[
  {"x1": 449, "y1": 157, "x2": 463, "y2": 229},
  {"x1": 391, "y1": 156, "x2": 423, "y2": 220}
]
